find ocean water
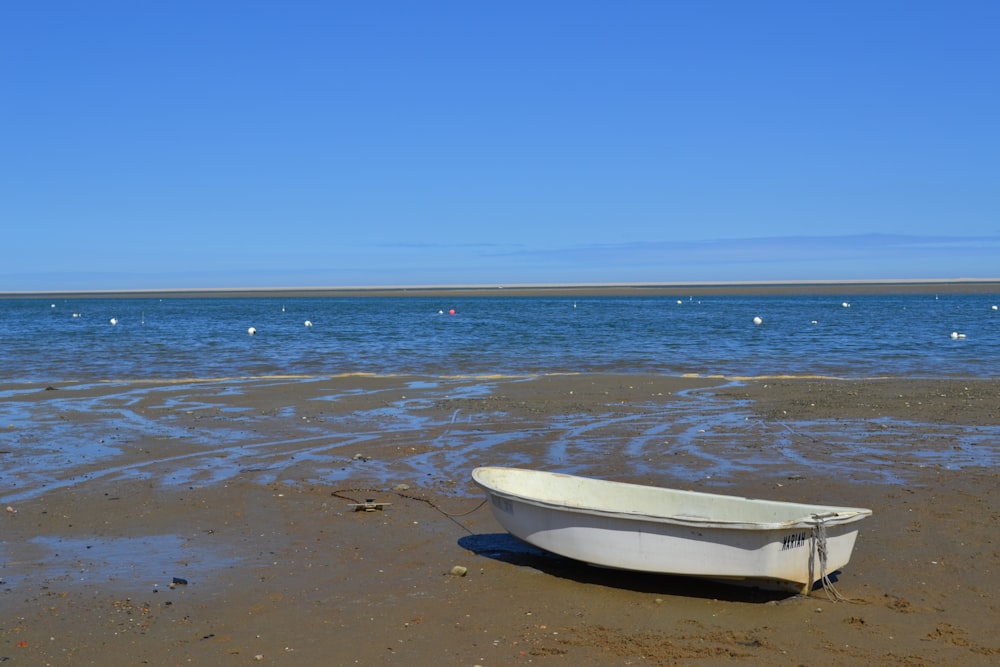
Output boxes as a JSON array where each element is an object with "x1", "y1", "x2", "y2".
[
  {"x1": 1, "y1": 293, "x2": 998, "y2": 383},
  {"x1": 1, "y1": 291, "x2": 999, "y2": 523}
]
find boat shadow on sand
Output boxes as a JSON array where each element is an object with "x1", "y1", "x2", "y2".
[{"x1": 459, "y1": 532, "x2": 837, "y2": 604}]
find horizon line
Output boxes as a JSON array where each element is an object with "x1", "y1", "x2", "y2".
[{"x1": 4, "y1": 277, "x2": 1000, "y2": 298}]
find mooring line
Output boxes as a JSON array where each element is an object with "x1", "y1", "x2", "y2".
[{"x1": 330, "y1": 487, "x2": 487, "y2": 534}]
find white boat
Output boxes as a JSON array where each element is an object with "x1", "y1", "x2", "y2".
[{"x1": 472, "y1": 467, "x2": 872, "y2": 594}]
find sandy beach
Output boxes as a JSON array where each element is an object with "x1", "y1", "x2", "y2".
[{"x1": 1, "y1": 373, "x2": 998, "y2": 665}]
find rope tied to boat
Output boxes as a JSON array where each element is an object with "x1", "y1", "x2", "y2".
[
  {"x1": 809, "y1": 513, "x2": 849, "y2": 602},
  {"x1": 331, "y1": 487, "x2": 487, "y2": 534}
]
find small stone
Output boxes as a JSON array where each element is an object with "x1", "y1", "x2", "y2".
[{"x1": 450, "y1": 566, "x2": 468, "y2": 577}]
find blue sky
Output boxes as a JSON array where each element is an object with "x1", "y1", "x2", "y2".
[{"x1": 2, "y1": 1, "x2": 998, "y2": 291}]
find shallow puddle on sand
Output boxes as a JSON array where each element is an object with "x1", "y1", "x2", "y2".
[{"x1": 0, "y1": 534, "x2": 239, "y2": 592}]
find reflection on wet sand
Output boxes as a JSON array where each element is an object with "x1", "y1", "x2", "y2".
[{"x1": 4, "y1": 374, "x2": 996, "y2": 507}]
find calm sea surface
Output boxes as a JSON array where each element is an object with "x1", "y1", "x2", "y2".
[
  {"x1": 2, "y1": 292, "x2": 999, "y2": 510},
  {"x1": 1, "y1": 293, "x2": 998, "y2": 382}
]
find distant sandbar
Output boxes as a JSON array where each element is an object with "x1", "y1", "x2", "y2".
[{"x1": 4, "y1": 279, "x2": 1000, "y2": 299}]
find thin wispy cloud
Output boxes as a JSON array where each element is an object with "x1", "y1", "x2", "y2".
[
  {"x1": 4, "y1": 233, "x2": 998, "y2": 291},
  {"x1": 494, "y1": 234, "x2": 1000, "y2": 267}
]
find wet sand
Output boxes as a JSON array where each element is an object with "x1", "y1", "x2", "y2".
[{"x1": 1, "y1": 374, "x2": 998, "y2": 665}]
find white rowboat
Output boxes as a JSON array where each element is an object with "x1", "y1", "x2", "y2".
[{"x1": 472, "y1": 467, "x2": 872, "y2": 594}]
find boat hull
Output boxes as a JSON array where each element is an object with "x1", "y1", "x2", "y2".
[{"x1": 472, "y1": 467, "x2": 872, "y2": 594}]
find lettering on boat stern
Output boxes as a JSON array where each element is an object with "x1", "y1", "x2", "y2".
[
  {"x1": 491, "y1": 494, "x2": 514, "y2": 514},
  {"x1": 781, "y1": 531, "x2": 808, "y2": 551}
]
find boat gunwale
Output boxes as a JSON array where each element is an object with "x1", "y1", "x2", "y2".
[{"x1": 472, "y1": 467, "x2": 872, "y2": 530}]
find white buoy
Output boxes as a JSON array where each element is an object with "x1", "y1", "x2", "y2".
[
  {"x1": 811, "y1": 320, "x2": 818, "y2": 325},
  {"x1": 109, "y1": 317, "x2": 118, "y2": 325},
  {"x1": 248, "y1": 327, "x2": 256, "y2": 336},
  {"x1": 842, "y1": 302, "x2": 850, "y2": 308},
  {"x1": 950, "y1": 331, "x2": 966, "y2": 339},
  {"x1": 753, "y1": 316, "x2": 763, "y2": 326},
  {"x1": 677, "y1": 300, "x2": 683, "y2": 305},
  {"x1": 304, "y1": 320, "x2": 312, "y2": 327},
  {"x1": 992, "y1": 305, "x2": 998, "y2": 311}
]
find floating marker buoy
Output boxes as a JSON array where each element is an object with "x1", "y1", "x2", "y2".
[
  {"x1": 109, "y1": 317, "x2": 118, "y2": 326},
  {"x1": 304, "y1": 320, "x2": 312, "y2": 327},
  {"x1": 753, "y1": 316, "x2": 763, "y2": 326},
  {"x1": 992, "y1": 305, "x2": 998, "y2": 311},
  {"x1": 811, "y1": 320, "x2": 818, "y2": 325},
  {"x1": 248, "y1": 327, "x2": 256, "y2": 336},
  {"x1": 449, "y1": 309, "x2": 456, "y2": 315},
  {"x1": 842, "y1": 302, "x2": 850, "y2": 308}
]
